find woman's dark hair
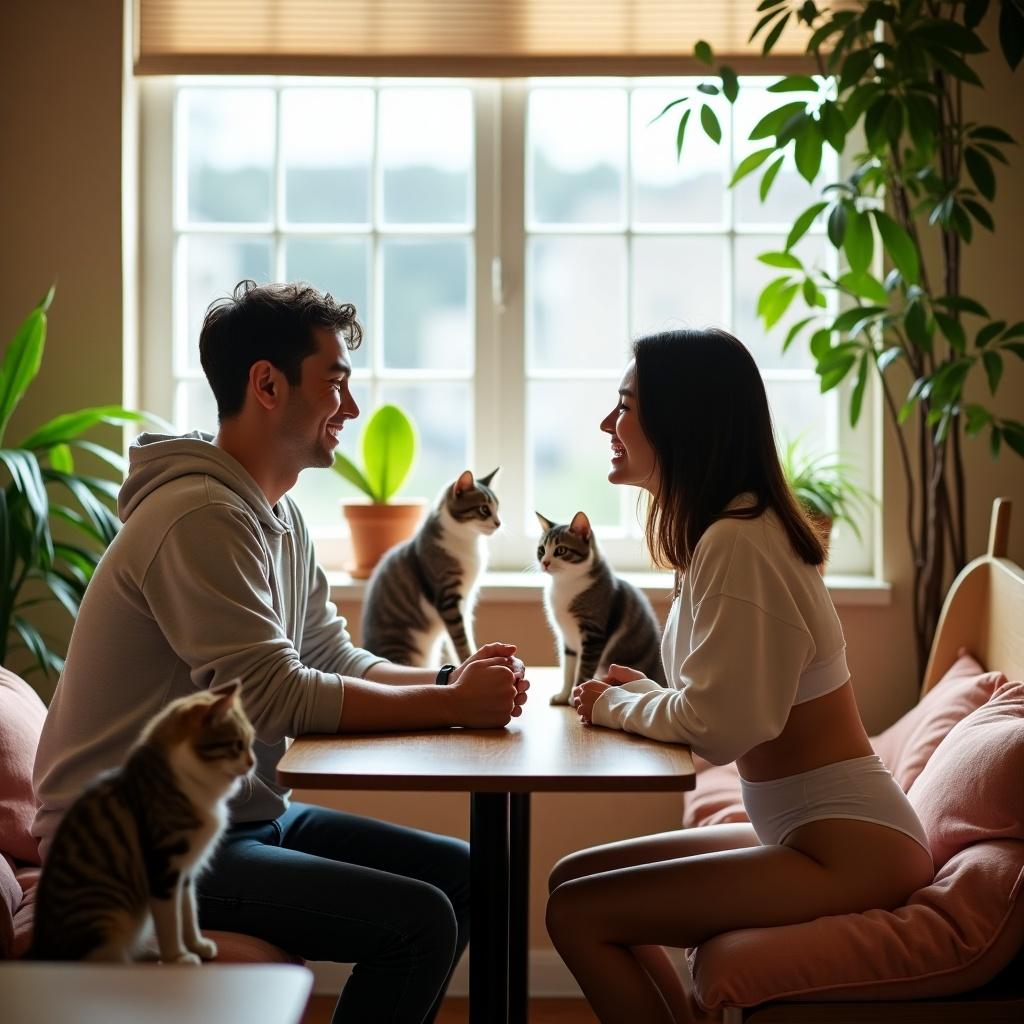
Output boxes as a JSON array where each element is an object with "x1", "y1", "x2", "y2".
[
  {"x1": 199, "y1": 279, "x2": 363, "y2": 422},
  {"x1": 632, "y1": 327, "x2": 824, "y2": 571}
]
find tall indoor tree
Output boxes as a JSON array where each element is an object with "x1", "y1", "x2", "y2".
[{"x1": 670, "y1": 0, "x2": 1023, "y2": 673}]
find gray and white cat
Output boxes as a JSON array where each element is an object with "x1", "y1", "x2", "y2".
[
  {"x1": 28, "y1": 683, "x2": 255, "y2": 963},
  {"x1": 537, "y1": 511, "x2": 666, "y2": 705},
  {"x1": 361, "y1": 469, "x2": 501, "y2": 666}
]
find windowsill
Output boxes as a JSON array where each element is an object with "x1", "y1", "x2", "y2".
[{"x1": 326, "y1": 570, "x2": 892, "y2": 607}]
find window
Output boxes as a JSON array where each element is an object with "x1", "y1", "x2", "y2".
[{"x1": 140, "y1": 76, "x2": 875, "y2": 576}]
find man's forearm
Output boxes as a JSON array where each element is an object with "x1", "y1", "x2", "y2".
[
  {"x1": 362, "y1": 661, "x2": 439, "y2": 686},
  {"x1": 338, "y1": 677, "x2": 456, "y2": 732}
]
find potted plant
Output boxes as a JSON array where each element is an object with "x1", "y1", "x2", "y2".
[
  {"x1": 331, "y1": 402, "x2": 422, "y2": 579},
  {"x1": 670, "y1": 1, "x2": 1023, "y2": 673},
  {"x1": 780, "y1": 437, "x2": 873, "y2": 565},
  {"x1": 1, "y1": 286, "x2": 148, "y2": 685}
]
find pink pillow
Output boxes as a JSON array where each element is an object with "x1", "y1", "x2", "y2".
[
  {"x1": 0, "y1": 854, "x2": 19, "y2": 958},
  {"x1": 872, "y1": 650, "x2": 1005, "y2": 791},
  {"x1": 682, "y1": 759, "x2": 746, "y2": 829},
  {"x1": 0, "y1": 668, "x2": 46, "y2": 865},
  {"x1": 909, "y1": 679, "x2": 1024, "y2": 869},
  {"x1": 691, "y1": 839, "x2": 1024, "y2": 1009}
]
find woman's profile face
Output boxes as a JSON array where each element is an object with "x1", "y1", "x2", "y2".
[{"x1": 599, "y1": 359, "x2": 659, "y2": 494}]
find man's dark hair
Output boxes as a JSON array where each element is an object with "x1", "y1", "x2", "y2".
[
  {"x1": 199, "y1": 279, "x2": 363, "y2": 422},
  {"x1": 633, "y1": 327, "x2": 825, "y2": 572}
]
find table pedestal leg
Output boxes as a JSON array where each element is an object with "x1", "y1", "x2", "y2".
[
  {"x1": 509, "y1": 792, "x2": 530, "y2": 1024},
  {"x1": 470, "y1": 792, "x2": 509, "y2": 1024}
]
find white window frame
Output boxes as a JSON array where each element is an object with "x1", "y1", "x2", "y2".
[{"x1": 138, "y1": 75, "x2": 880, "y2": 581}]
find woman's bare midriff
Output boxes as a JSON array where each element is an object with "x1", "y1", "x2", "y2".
[{"x1": 736, "y1": 680, "x2": 874, "y2": 783}]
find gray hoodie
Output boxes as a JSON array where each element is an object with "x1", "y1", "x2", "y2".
[{"x1": 33, "y1": 432, "x2": 384, "y2": 860}]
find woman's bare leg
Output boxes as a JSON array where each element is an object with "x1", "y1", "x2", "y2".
[
  {"x1": 547, "y1": 819, "x2": 933, "y2": 1024},
  {"x1": 549, "y1": 824, "x2": 761, "y2": 1021}
]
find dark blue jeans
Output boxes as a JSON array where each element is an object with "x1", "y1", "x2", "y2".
[{"x1": 196, "y1": 802, "x2": 470, "y2": 1024}]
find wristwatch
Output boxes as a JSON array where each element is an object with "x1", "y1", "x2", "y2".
[{"x1": 435, "y1": 664, "x2": 457, "y2": 686}]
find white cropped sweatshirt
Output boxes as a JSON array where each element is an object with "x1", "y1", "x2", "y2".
[{"x1": 591, "y1": 499, "x2": 849, "y2": 765}]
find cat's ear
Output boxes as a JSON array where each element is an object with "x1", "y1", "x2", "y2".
[
  {"x1": 478, "y1": 467, "x2": 500, "y2": 488},
  {"x1": 535, "y1": 511, "x2": 554, "y2": 532},
  {"x1": 453, "y1": 469, "x2": 475, "y2": 496},
  {"x1": 209, "y1": 681, "x2": 241, "y2": 722},
  {"x1": 569, "y1": 510, "x2": 592, "y2": 540}
]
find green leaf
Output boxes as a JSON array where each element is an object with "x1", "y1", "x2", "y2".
[
  {"x1": 899, "y1": 377, "x2": 928, "y2": 423},
  {"x1": 748, "y1": 7, "x2": 787, "y2": 44},
  {"x1": 828, "y1": 201, "x2": 848, "y2": 247},
  {"x1": 331, "y1": 451, "x2": 373, "y2": 499},
  {"x1": 1006, "y1": 341, "x2": 1024, "y2": 360},
  {"x1": 818, "y1": 101, "x2": 847, "y2": 152},
  {"x1": 720, "y1": 67, "x2": 740, "y2": 103},
  {"x1": 783, "y1": 316, "x2": 816, "y2": 353},
  {"x1": 877, "y1": 346, "x2": 903, "y2": 372},
  {"x1": 819, "y1": 355, "x2": 858, "y2": 392},
  {"x1": 839, "y1": 271, "x2": 888, "y2": 305},
  {"x1": 990, "y1": 424, "x2": 1002, "y2": 458},
  {"x1": 675, "y1": 108, "x2": 692, "y2": 158},
  {"x1": 45, "y1": 472, "x2": 119, "y2": 544},
  {"x1": 982, "y1": 351, "x2": 1003, "y2": 393},
  {"x1": 764, "y1": 282, "x2": 801, "y2": 328},
  {"x1": 794, "y1": 122, "x2": 823, "y2": 182},
  {"x1": 832, "y1": 306, "x2": 887, "y2": 333},
  {"x1": 0, "y1": 449, "x2": 48, "y2": 551},
  {"x1": 697, "y1": 82, "x2": 720, "y2": 96},
  {"x1": 49, "y1": 443, "x2": 74, "y2": 474},
  {"x1": 803, "y1": 278, "x2": 827, "y2": 309},
  {"x1": 904, "y1": 300, "x2": 933, "y2": 352},
  {"x1": 976, "y1": 321, "x2": 1006, "y2": 348},
  {"x1": 749, "y1": 101, "x2": 806, "y2": 141},
  {"x1": 913, "y1": 19, "x2": 987, "y2": 54},
  {"x1": 760, "y1": 156, "x2": 785, "y2": 201},
  {"x1": 787, "y1": 202, "x2": 828, "y2": 251},
  {"x1": 762, "y1": 11, "x2": 791, "y2": 54},
  {"x1": 964, "y1": 403, "x2": 992, "y2": 435},
  {"x1": 928, "y1": 46, "x2": 983, "y2": 86},
  {"x1": 840, "y1": 48, "x2": 875, "y2": 91},
  {"x1": 849, "y1": 353, "x2": 869, "y2": 427},
  {"x1": 873, "y1": 211, "x2": 920, "y2": 284},
  {"x1": 18, "y1": 405, "x2": 145, "y2": 451},
  {"x1": 700, "y1": 104, "x2": 722, "y2": 144},
  {"x1": 1003, "y1": 321, "x2": 1024, "y2": 340},
  {"x1": 970, "y1": 125, "x2": 1015, "y2": 144},
  {"x1": 759, "y1": 251, "x2": 804, "y2": 270},
  {"x1": 963, "y1": 198, "x2": 994, "y2": 231},
  {"x1": 694, "y1": 40, "x2": 714, "y2": 65},
  {"x1": 730, "y1": 147, "x2": 776, "y2": 186},
  {"x1": 1004, "y1": 421, "x2": 1024, "y2": 458},
  {"x1": 0, "y1": 303, "x2": 47, "y2": 446},
  {"x1": 843, "y1": 207, "x2": 874, "y2": 274},
  {"x1": 651, "y1": 97, "x2": 688, "y2": 124},
  {"x1": 964, "y1": 148, "x2": 996, "y2": 200},
  {"x1": 935, "y1": 295, "x2": 989, "y2": 318},
  {"x1": 952, "y1": 202, "x2": 973, "y2": 241},
  {"x1": 934, "y1": 311, "x2": 967, "y2": 352},
  {"x1": 768, "y1": 75, "x2": 819, "y2": 92},
  {"x1": 361, "y1": 404, "x2": 417, "y2": 503},
  {"x1": 1000, "y1": 0, "x2": 1024, "y2": 70}
]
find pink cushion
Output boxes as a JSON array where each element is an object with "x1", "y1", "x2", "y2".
[
  {"x1": 11, "y1": 865, "x2": 39, "y2": 958},
  {"x1": 909, "y1": 679, "x2": 1024, "y2": 869},
  {"x1": 691, "y1": 839, "x2": 1024, "y2": 1009},
  {"x1": 872, "y1": 650, "x2": 1005, "y2": 791},
  {"x1": 682, "y1": 757, "x2": 746, "y2": 829},
  {"x1": 0, "y1": 854, "x2": 19, "y2": 958},
  {"x1": 0, "y1": 668, "x2": 46, "y2": 865}
]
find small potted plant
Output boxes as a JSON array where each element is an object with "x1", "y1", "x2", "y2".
[
  {"x1": 332, "y1": 403, "x2": 422, "y2": 579},
  {"x1": 779, "y1": 437, "x2": 873, "y2": 566}
]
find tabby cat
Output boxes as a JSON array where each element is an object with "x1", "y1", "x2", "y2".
[
  {"x1": 361, "y1": 469, "x2": 500, "y2": 666},
  {"x1": 537, "y1": 510, "x2": 666, "y2": 705},
  {"x1": 28, "y1": 683, "x2": 255, "y2": 963}
]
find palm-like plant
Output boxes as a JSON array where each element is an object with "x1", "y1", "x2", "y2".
[{"x1": 1, "y1": 287, "x2": 147, "y2": 679}]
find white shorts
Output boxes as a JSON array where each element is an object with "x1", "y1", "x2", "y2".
[{"x1": 739, "y1": 754, "x2": 932, "y2": 860}]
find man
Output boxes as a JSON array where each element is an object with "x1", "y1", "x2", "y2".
[{"x1": 33, "y1": 279, "x2": 528, "y2": 1022}]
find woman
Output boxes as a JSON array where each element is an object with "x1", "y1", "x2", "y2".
[{"x1": 546, "y1": 329, "x2": 934, "y2": 1024}]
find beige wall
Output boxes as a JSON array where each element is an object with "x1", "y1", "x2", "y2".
[{"x1": 3, "y1": 0, "x2": 1022, "y2": 955}]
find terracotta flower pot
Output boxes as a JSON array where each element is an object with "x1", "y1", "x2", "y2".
[{"x1": 341, "y1": 500, "x2": 426, "y2": 580}]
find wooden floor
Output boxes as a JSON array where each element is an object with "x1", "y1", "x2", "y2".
[{"x1": 301, "y1": 994, "x2": 600, "y2": 1023}]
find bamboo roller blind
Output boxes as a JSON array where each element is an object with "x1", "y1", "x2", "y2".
[{"x1": 135, "y1": 0, "x2": 822, "y2": 76}]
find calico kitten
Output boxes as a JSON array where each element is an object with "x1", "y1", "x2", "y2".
[
  {"x1": 361, "y1": 469, "x2": 500, "y2": 666},
  {"x1": 28, "y1": 683, "x2": 255, "y2": 963},
  {"x1": 537, "y1": 510, "x2": 666, "y2": 705}
]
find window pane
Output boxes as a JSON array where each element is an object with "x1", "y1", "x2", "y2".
[
  {"x1": 529, "y1": 380, "x2": 621, "y2": 531},
  {"x1": 733, "y1": 85, "x2": 834, "y2": 226},
  {"x1": 631, "y1": 236, "x2": 728, "y2": 336},
  {"x1": 379, "y1": 89, "x2": 472, "y2": 225},
  {"x1": 631, "y1": 87, "x2": 728, "y2": 226},
  {"x1": 178, "y1": 379, "x2": 219, "y2": 435},
  {"x1": 182, "y1": 88, "x2": 274, "y2": 224},
  {"x1": 284, "y1": 237, "x2": 371, "y2": 370},
  {"x1": 733, "y1": 233, "x2": 834, "y2": 370},
  {"x1": 182, "y1": 235, "x2": 273, "y2": 372},
  {"x1": 281, "y1": 88, "x2": 373, "y2": 224},
  {"x1": 381, "y1": 239, "x2": 471, "y2": 370},
  {"x1": 766, "y1": 379, "x2": 835, "y2": 456},
  {"x1": 287, "y1": 380, "x2": 372, "y2": 527},
  {"x1": 528, "y1": 236, "x2": 628, "y2": 371},
  {"x1": 378, "y1": 383, "x2": 471, "y2": 505},
  {"x1": 528, "y1": 88, "x2": 626, "y2": 225}
]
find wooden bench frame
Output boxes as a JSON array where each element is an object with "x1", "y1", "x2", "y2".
[{"x1": 729, "y1": 497, "x2": 1024, "y2": 1024}]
